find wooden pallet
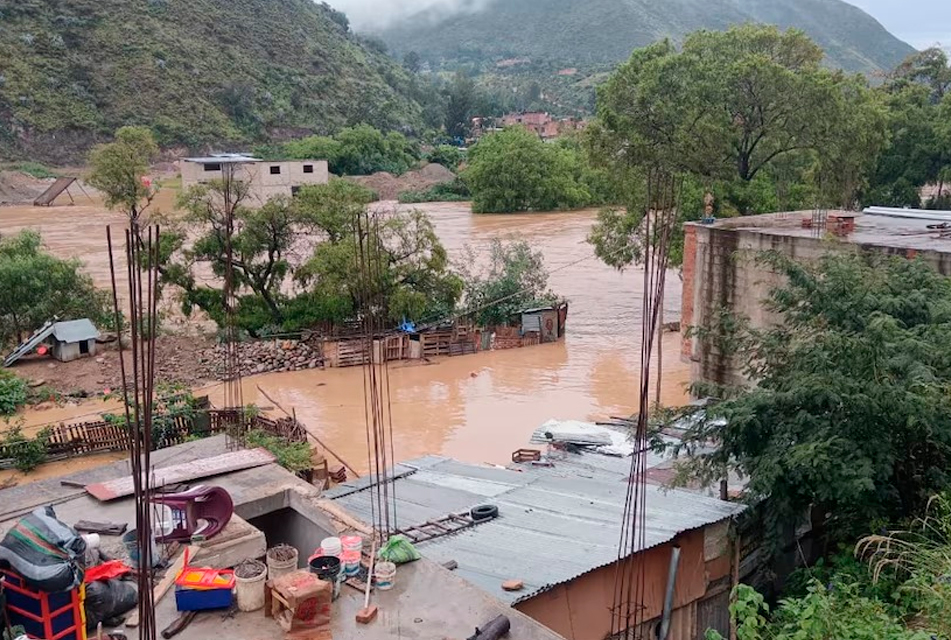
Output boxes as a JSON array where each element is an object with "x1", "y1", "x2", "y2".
[{"x1": 394, "y1": 511, "x2": 480, "y2": 544}]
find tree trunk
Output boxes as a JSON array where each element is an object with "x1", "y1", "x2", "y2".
[{"x1": 656, "y1": 287, "x2": 664, "y2": 406}]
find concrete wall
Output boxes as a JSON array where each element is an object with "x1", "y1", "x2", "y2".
[
  {"x1": 682, "y1": 215, "x2": 951, "y2": 387},
  {"x1": 180, "y1": 160, "x2": 330, "y2": 206},
  {"x1": 51, "y1": 339, "x2": 96, "y2": 362},
  {"x1": 514, "y1": 522, "x2": 734, "y2": 640}
]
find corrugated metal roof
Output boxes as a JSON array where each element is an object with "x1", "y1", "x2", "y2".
[
  {"x1": 52, "y1": 319, "x2": 98, "y2": 343},
  {"x1": 182, "y1": 154, "x2": 261, "y2": 164},
  {"x1": 332, "y1": 453, "x2": 745, "y2": 605}
]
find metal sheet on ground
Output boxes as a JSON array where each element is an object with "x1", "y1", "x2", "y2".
[{"x1": 85, "y1": 448, "x2": 276, "y2": 501}]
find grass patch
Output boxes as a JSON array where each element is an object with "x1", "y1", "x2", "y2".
[{"x1": 8, "y1": 162, "x2": 59, "y2": 179}]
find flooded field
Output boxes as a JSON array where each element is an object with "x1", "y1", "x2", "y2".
[{"x1": 1, "y1": 198, "x2": 689, "y2": 476}]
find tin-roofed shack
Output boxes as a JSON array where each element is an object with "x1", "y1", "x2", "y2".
[
  {"x1": 48, "y1": 319, "x2": 99, "y2": 362},
  {"x1": 329, "y1": 448, "x2": 745, "y2": 640}
]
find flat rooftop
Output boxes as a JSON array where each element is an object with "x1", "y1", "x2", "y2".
[
  {"x1": 692, "y1": 208, "x2": 951, "y2": 255},
  {"x1": 0, "y1": 436, "x2": 564, "y2": 640}
]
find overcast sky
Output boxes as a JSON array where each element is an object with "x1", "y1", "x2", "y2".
[
  {"x1": 332, "y1": 0, "x2": 949, "y2": 50},
  {"x1": 846, "y1": 0, "x2": 950, "y2": 49}
]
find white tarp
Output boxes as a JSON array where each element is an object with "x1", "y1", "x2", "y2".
[{"x1": 531, "y1": 419, "x2": 634, "y2": 457}]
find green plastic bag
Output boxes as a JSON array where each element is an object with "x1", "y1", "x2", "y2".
[{"x1": 377, "y1": 534, "x2": 421, "y2": 565}]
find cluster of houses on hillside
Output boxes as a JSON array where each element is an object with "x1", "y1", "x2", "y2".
[{"x1": 471, "y1": 112, "x2": 588, "y2": 142}]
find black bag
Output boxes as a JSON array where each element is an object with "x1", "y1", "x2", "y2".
[
  {"x1": 84, "y1": 579, "x2": 138, "y2": 629},
  {"x1": 0, "y1": 506, "x2": 86, "y2": 592}
]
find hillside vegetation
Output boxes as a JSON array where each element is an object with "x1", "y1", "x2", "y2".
[
  {"x1": 379, "y1": 0, "x2": 914, "y2": 75},
  {"x1": 0, "y1": 0, "x2": 424, "y2": 162}
]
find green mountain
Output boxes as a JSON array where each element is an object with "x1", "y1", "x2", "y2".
[
  {"x1": 0, "y1": 0, "x2": 424, "y2": 162},
  {"x1": 377, "y1": 0, "x2": 915, "y2": 75}
]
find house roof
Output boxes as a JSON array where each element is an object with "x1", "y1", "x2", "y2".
[
  {"x1": 52, "y1": 319, "x2": 99, "y2": 343},
  {"x1": 182, "y1": 154, "x2": 261, "y2": 164},
  {"x1": 328, "y1": 451, "x2": 745, "y2": 605}
]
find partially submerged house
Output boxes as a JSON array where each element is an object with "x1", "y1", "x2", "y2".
[
  {"x1": 180, "y1": 153, "x2": 330, "y2": 206},
  {"x1": 328, "y1": 446, "x2": 745, "y2": 640}
]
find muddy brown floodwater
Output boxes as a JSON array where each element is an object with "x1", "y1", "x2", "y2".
[{"x1": 3, "y1": 198, "x2": 689, "y2": 477}]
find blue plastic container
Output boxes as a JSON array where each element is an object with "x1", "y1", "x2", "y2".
[{"x1": 174, "y1": 585, "x2": 234, "y2": 611}]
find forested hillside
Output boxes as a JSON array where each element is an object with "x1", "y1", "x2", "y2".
[
  {"x1": 0, "y1": 0, "x2": 424, "y2": 162},
  {"x1": 378, "y1": 0, "x2": 914, "y2": 74}
]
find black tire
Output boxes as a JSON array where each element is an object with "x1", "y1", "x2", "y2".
[{"x1": 470, "y1": 504, "x2": 499, "y2": 521}]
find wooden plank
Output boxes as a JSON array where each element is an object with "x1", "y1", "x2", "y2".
[
  {"x1": 127, "y1": 545, "x2": 198, "y2": 628},
  {"x1": 85, "y1": 448, "x2": 277, "y2": 501}
]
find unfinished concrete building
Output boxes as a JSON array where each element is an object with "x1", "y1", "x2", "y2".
[
  {"x1": 180, "y1": 154, "x2": 329, "y2": 206},
  {"x1": 681, "y1": 208, "x2": 951, "y2": 388}
]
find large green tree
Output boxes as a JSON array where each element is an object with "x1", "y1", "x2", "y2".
[
  {"x1": 457, "y1": 239, "x2": 557, "y2": 327},
  {"x1": 0, "y1": 230, "x2": 110, "y2": 346},
  {"x1": 463, "y1": 126, "x2": 592, "y2": 213},
  {"x1": 295, "y1": 181, "x2": 463, "y2": 325},
  {"x1": 169, "y1": 179, "x2": 462, "y2": 334},
  {"x1": 282, "y1": 125, "x2": 420, "y2": 176},
  {"x1": 87, "y1": 126, "x2": 160, "y2": 222},
  {"x1": 591, "y1": 26, "x2": 882, "y2": 213},
  {"x1": 867, "y1": 48, "x2": 951, "y2": 206},
  {"x1": 663, "y1": 252, "x2": 951, "y2": 548}
]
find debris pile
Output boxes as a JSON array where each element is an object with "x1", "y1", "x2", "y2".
[{"x1": 197, "y1": 339, "x2": 323, "y2": 379}]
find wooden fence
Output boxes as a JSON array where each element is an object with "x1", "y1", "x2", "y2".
[{"x1": 0, "y1": 409, "x2": 308, "y2": 469}]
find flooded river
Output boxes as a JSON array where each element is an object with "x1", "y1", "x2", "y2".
[{"x1": 2, "y1": 199, "x2": 689, "y2": 475}]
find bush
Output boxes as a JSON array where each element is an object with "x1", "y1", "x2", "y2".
[
  {"x1": 0, "y1": 425, "x2": 50, "y2": 472},
  {"x1": 398, "y1": 178, "x2": 471, "y2": 203},
  {"x1": 0, "y1": 371, "x2": 28, "y2": 416},
  {"x1": 425, "y1": 145, "x2": 465, "y2": 171},
  {"x1": 245, "y1": 429, "x2": 312, "y2": 472}
]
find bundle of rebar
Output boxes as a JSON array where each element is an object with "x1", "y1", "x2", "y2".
[
  {"x1": 355, "y1": 207, "x2": 399, "y2": 536},
  {"x1": 220, "y1": 164, "x2": 245, "y2": 447},
  {"x1": 611, "y1": 171, "x2": 681, "y2": 638},
  {"x1": 107, "y1": 224, "x2": 161, "y2": 640}
]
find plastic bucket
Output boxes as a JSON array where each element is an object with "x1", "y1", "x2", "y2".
[
  {"x1": 121, "y1": 529, "x2": 160, "y2": 569},
  {"x1": 340, "y1": 535, "x2": 362, "y2": 553},
  {"x1": 234, "y1": 560, "x2": 267, "y2": 612},
  {"x1": 309, "y1": 556, "x2": 342, "y2": 600},
  {"x1": 340, "y1": 549, "x2": 361, "y2": 576},
  {"x1": 320, "y1": 537, "x2": 342, "y2": 557},
  {"x1": 375, "y1": 561, "x2": 396, "y2": 590},
  {"x1": 266, "y1": 545, "x2": 299, "y2": 580}
]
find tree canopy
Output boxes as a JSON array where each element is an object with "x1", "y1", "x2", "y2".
[
  {"x1": 282, "y1": 125, "x2": 421, "y2": 176},
  {"x1": 458, "y1": 239, "x2": 557, "y2": 327},
  {"x1": 590, "y1": 25, "x2": 881, "y2": 214},
  {"x1": 167, "y1": 179, "x2": 464, "y2": 335},
  {"x1": 662, "y1": 251, "x2": 951, "y2": 547},
  {"x1": 0, "y1": 230, "x2": 110, "y2": 347},
  {"x1": 87, "y1": 126, "x2": 160, "y2": 220},
  {"x1": 463, "y1": 126, "x2": 601, "y2": 213}
]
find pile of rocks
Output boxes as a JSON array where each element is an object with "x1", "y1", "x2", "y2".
[{"x1": 197, "y1": 339, "x2": 324, "y2": 380}]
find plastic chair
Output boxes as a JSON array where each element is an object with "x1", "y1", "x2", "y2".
[{"x1": 151, "y1": 486, "x2": 234, "y2": 543}]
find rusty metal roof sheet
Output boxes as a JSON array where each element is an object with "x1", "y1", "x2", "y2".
[{"x1": 331, "y1": 452, "x2": 745, "y2": 605}]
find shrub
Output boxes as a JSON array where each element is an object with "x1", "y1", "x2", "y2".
[
  {"x1": 245, "y1": 429, "x2": 312, "y2": 472},
  {"x1": 0, "y1": 371, "x2": 28, "y2": 416},
  {"x1": 1, "y1": 425, "x2": 50, "y2": 472}
]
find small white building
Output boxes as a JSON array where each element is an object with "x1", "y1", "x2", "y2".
[
  {"x1": 48, "y1": 319, "x2": 99, "y2": 362},
  {"x1": 180, "y1": 154, "x2": 330, "y2": 206}
]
